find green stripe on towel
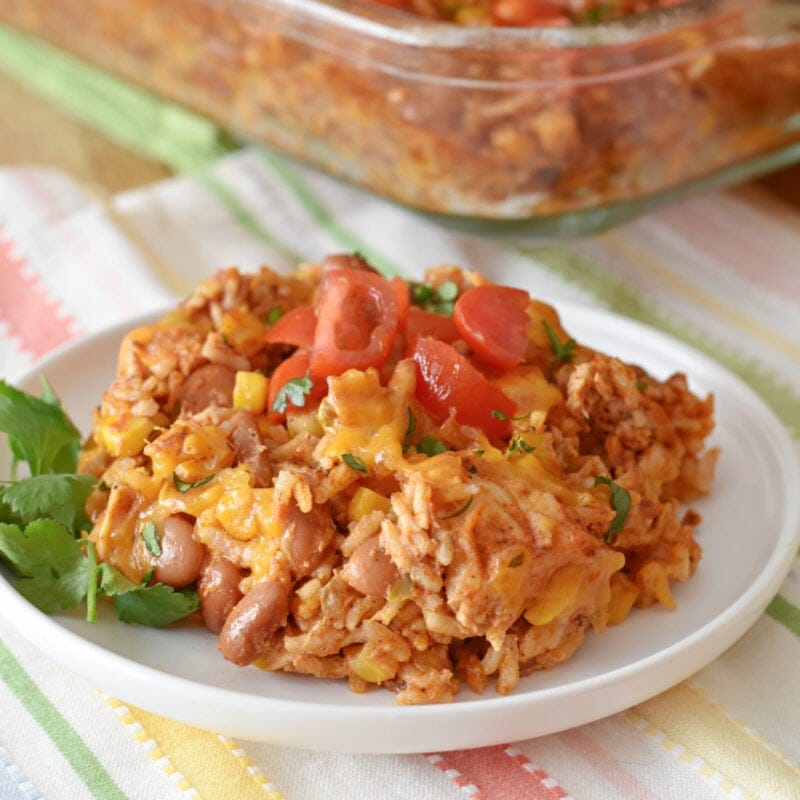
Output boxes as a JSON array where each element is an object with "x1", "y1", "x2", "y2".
[
  {"x1": 258, "y1": 150, "x2": 405, "y2": 278},
  {"x1": 198, "y1": 172, "x2": 304, "y2": 266},
  {"x1": 766, "y1": 594, "x2": 800, "y2": 639},
  {"x1": 0, "y1": 25, "x2": 234, "y2": 172},
  {"x1": 0, "y1": 641, "x2": 127, "y2": 800}
]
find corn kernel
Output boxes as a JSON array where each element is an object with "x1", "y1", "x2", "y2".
[
  {"x1": 526, "y1": 300, "x2": 569, "y2": 349},
  {"x1": 490, "y1": 550, "x2": 529, "y2": 598},
  {"x1": 607, "y1": 572, "x2": 640, "y2": 625},
  {"x1": 233, "y1": 370, "x2": 269, "y2": 413},
  {"x1": 286, "y1": 408, "x2": 324, "y2": 438},
  {"x1": 254, "y1": 488, "x2": 281, "y2": 539},
  {"x1": 175, "y1": 425, "x2": 234, "y2": 482},
  {"x1": 214, "y1": 470, "x2": 276, "y2": 541},
  {"x1": 219, "y1": 308, "x2": 267, "y2": 356},
  {"x1": 349, "y1": 649, "x2": 396, "y2": 683},
  {"x1": 525, "y1": 564, "x2": 584, "y2": 626},
  {"x1": 216, "y1": 483, "x2": 259, "y2": 540},
  {"x1": 387, "y1": 575, "x2": 414, "y2": 602},
  {"x1": 97, "y1": 414, "x2": 154, "y2": 457},
  {"x1": 348, "y1": 487, "x2": 391, "y2": 521},
  {"x1": 638, "y1": 562, "x2": 677, "y2": 610},
  {"x1": 118, "y1": 466, "x2": 161, "y2": 500}
]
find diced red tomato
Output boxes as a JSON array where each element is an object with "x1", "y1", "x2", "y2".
[
  {"x1": 263, "y1": 306, "x2": 317, "y2": 348},
  {"x1": 392, "y1": 277, "x2": 410, "y2": 334},
  {"x1": 310, "y1": 269, "x2": 402, "y2": 378},
  {"x1": 267, "y1": 350, "x2": 326, "y2": 422},
  {"x1": 405, "y1": 307, "x2": 460, "y2": 350},
  {"x1": 491, "y1": 0, "x2": 568, "y2": 26},
  {"x1": 410, "y1": 337, "x2": 515, "y2": 442},
  {"x1": 453, "y1": 285, "x2": 530, "y2": 372}
]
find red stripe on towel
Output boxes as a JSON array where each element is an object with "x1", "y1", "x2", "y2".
[
  {"x1": 425, "y1": 744, "x2": 571, "y2": 800},
  {"x1": 556, "y1": 729, "x2": 666, "y2": 800},
  {"x1": 0, "y1": 230, "x2": 80, "y2": 359}
]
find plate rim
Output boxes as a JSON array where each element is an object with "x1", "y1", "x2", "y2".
[{"x1": 1, "y1": 302, "x2": 798, "y2": 751}]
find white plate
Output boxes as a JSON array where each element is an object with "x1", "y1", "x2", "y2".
[{"x1": 1, "y1": 304, "x2": 798, "y2": 754}]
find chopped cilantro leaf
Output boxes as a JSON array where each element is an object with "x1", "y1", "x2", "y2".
[
  {"x1": 508, "y1": 436, "x2": 535, "y2": 454},
  {"x1": 594, "y1": 476, "x2": 632, "y2": 543},
  {"x1": 267, "y1": 306, "x2": 284, "y2": 325},
  {"x1": 172, "y1": 473, "x2": 214, "y2": 493},
  {"x1": 271, "y1": 373, "x2": 313, "y2": 414},
  {"x1": 635, "y1": 379, "x2": 648, "y2": 391},
  {"x1": 440, "y1": 496, "x2": 473, "y2": 520},
  {"x1": 412, "y1": 283, "x2": 434, "y2": 304},
  {"x1": 542, "y1": 320, "x2": 576, "y2": 379},
  {"x1": 408, "y1": 280, "x2": 459, "y2": 316},
  {"x1": 491, "y1": 409, "x2": 530, "y2": 421},
  {"x1": 574, "y1": 3, "x2": 613, "y2": 23},
  {"x1": 140, "y1": 520, "x2": 161, "y2": 557},
  {"x1": 403, "y1": 408, "x2": 417, "y2": 453},
  {"x1": 436, "y1": 281, "x2": 458, "y2": 302},
  {"x1": 342, "y1": 453, "x2": 369, "y2": 474},
  {"x1": 417, "y1": 436, "x2": 447, "y2": 457}
]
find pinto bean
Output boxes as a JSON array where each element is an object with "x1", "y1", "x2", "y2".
[
  {"x1": 229, "y1": 410, "x2": 271, "y2": 487},
  {"x1": 342, "y1": 535, "x2": 398, "y2": 597},
  {"x1": 218, "y1": 580, "x2": 289, "y2": 666},
  {"x1": 198, "y1": 558, "x2": 243, "y2": 634},
  {"x1": 178, "y1": 363, "x2": 236, "y2": 414},
  {"x1": 279, "y1": 502, "x2": 335, "y2": 578},
  {"x1": 153, "y1": 514, "x2": 206, "y2": 588}
]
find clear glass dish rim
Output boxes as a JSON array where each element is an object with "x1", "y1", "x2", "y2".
[{"x1": 223, "y1": 0, "x2": 799, "y2": 50}]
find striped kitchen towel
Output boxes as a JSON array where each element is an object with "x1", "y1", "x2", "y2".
[{"x1": 1, "y1": 149, "x2": 799, "y2": 800}]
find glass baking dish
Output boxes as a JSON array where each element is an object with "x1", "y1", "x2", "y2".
[{"x1": 2, "y1": 0, "x2": 800, "y2": 235}]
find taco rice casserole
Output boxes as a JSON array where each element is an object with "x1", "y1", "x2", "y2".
[{"x1": 78, "y1": 256, "x2": 718, "y2": 704}]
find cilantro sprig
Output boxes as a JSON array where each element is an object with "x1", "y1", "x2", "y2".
[
  {"x1": 0, "y1": 519, "x2": 89, "y2": 613},
  {"x1": 0, "y1": 378, "x2": 94, "y2": 533},
  {"x1": 0, "y1": 379, "x2": 198, "y2": 627},
  {"x1": 2, "y1": 473, "x2": 95, "y2": 532},
  {"x1": 0, "y1": 378, "x2": 81, "y2": 478}
]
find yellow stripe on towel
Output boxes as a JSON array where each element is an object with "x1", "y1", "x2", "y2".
[
  {"x1": 602, "y1": 232, "x2": 800, "y2": 365},
  {"x1": 631, "y1": 683, "x2": 800, "y2": 800},
  {"x1": 105, "y1": 696, "x2": 285, "y2": 800}
]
